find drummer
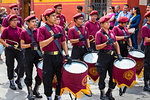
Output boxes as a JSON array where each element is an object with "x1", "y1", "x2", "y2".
[
  {"x1": 112, "y1": 16, "x2": 133, "y2": 57},
  {"x1": 85, "y1": 10, "x2": 101, "y2": 51},
  {"x1": 20, "y1": 15, "x2": 42, "y2": 100},
  {"x1": 141, "y1": 11, "x2": 150, "y2": 92},
  {"x1": 95, "y1": 15, "x2": 122, "y2": 100},
  {"x1": 68, "y1": 13, "x2": 92, "y2": 60},
  {"x1": 0, "y1": 14, "x2": 24, "y2": 90},
  {"x1": 37, "y1": 8, "x2": 72, "y2": 100}
]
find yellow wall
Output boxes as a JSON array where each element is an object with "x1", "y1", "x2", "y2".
[
  {"x1": 2, "y1": 0, "x2": 17, "y2": 3},
  {"x1": 34, "y1": 0, "x2": 84, "y2": 2}
]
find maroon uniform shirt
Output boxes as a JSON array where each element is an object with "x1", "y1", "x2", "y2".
[
  {"x1": 95, "y1": 29, "x2": 116, "y2": 50},
  {"x1": 20, "y1": 28, "x2": 39, "y2": 45},
  {"x1": 142, "y1": 23, "x2": 150, "y2": 46},
  {"x1": 68, "y1": 25, "x2": 89, "y2": 46},
  {"x1": 37, "y1": 23, "x2": 66, "y2": 51},
  {"x1": 59, "y1": 14, "x2": 66, "y2": 28},
  {"x1": 2, "y1": 15, "x2": 23, "y2": 28},
  {"x1": 84, "y1": 20, "x2": 101, "y2": 41},
  {"x1": 112, "y1": 25, "x2": 130, "y2": 41},
  {"x1": 1, "y1": 26, "x2": 22, "y2": 45}
]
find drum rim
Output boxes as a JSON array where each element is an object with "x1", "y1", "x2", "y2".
[
  {"x1": 83, "y1": 52, "x2": 98, "y2": 64},
  {"x1": 129, "y1": 49, "x2": 145, "y2": 58},
  {"x1": 63, "y1": 60, "x2": 88, "y2": 74},
  {"x1": 114, "y1": 57, "x2": 136, "y2": 69}
]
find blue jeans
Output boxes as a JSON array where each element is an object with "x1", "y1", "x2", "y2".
[
  {"x1": 131, "y1": 29, "x2": 139, "y2": 49},
  {"x1": 0, "y1": 44, "x2": 3, "y2": 55}
]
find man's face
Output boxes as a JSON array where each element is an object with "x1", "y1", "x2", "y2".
[
  {"x1": 88, "y1": 7, "x2": 92, "y2": 13},
  {"x1": 27, "y1": 19, "x2": 36, "y2": 29},
  {"x1": 115, "y1": 7, "x2": 119, "y2": 12},
  {"x1": 10, "y1": 7, "x2": 19, "y2": 14},
  {"x1": 55, "y1": 17, "x2": 60, "y2": 25},
  {"x1": 47, "y1": 13, "x2": 56, "y2": 24},
  {"x1": 91, "y1": 14, "x2": 97, "y2": 22},
  {"x1": 123, "y1": 6, "x2": 128, "y2": 13},
  {"x1": 55, "y1": 6, "x2": 62, "y2": 14},
  {"x1": 10, "y1": 18, "x2": 18, "y2": 27},
  {"x1": 146, "y1": 6, "x2": 150, "y2": 12},
  {"x1": 75, "y1": 17, "x2": 83, "y2": 26}
]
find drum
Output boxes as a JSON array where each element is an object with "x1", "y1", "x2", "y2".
[
  {"x1": 113, "y1": 57, "x2": 137, "y2": 88},
  {"x1": 128, "y1": 50, "x2": 145, "y2": 79},
  {"x1": 83, "y1": 52, "x2": 99, "y2": 83},
  {"x1": 128, "y1": 28, "x2": 135, "y2": 34},
  {"x1": 37, "y1": 60, "x2": 57, "y2": 88},
  {"x1": 61, "y1": 60, "x2": 91, "y2": 98}
]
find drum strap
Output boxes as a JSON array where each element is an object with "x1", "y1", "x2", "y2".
[
  {"x1": 74, "y1": 25, "x2": 88, "y2": 50},
  {"x1": 145, "y1": 23, "x2": 150, "y2": 30},
  {"x1": 44, "y1": 24, "x2": 63, "y2": 56},
  {"x1": 26, "y1": 28, "x2": 42, "y2": 57},
  {"x1": 117, "y1": 25, "x2": 127, "y2": 36}
]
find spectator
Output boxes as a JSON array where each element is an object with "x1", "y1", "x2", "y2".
[
  {"x1": 128, "y1": 6, "x2": 141, "y2": 49},
  {"x1": 107, "y1": 6, "x2": 115, "y2": 30},
  {"x1": 0, "y1": 24, "x2": 3, "y2": 62},
  {"x1": 140, "y1": 4, "x2": 150, "y2": 51},
  {"x1": 117, "y1": 4, "x2": 131, "y2": 21},
  {"x1": 115, "y1": 5, "x2": 122, "y2": 26},
  {"x1": 38, "y1": 14, "x2": 46, "y2": 27},
  {"x1": 88, "y1": 5, "x2": 94, "y2": 20},
  {"x1": 77, "y1": 5, "x2": 85, "y2": 22},
  {"x1": 0, "y1": 7, "x2": 7, "y2": 25}
]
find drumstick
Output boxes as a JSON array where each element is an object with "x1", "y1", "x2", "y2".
[{"x1": 6, "y1": 39, "x2": 22, "y2": 51}]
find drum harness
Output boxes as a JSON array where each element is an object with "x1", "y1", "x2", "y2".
[{"x1": 26, "y1": 28, "x2": 43, "y2": 57}]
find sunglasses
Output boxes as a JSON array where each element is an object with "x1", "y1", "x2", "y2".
[
  {"x1": 57, "y1": 8, "x2": 62, "y2": 9},
  {"x1": 14, "y1": 8, "x2": 18, "y2": 11}
]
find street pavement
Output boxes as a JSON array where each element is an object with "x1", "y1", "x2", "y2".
[{"x1": 0, "y1": 52, "x2": 150, "y2": 100}]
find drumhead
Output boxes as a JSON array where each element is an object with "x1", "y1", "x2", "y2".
[
  {"x1": 83, "y1": 52, "x2": 98, "y2": 63},
  {"x1": 129, "y1": 50, "x2": 145, "y2": 58},
  {"x1": 64, "y1": 60, "x2": 88, "y2": 74},
  {"x1": 114, "y1": 57, "x2": 136, "y2": 69},
  {"x1": 38, "y1": 60, "x2": 43, "y2": 70}
]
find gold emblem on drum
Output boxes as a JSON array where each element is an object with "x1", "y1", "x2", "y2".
[
  {"x1": 52, "y1": 75, "x2": 57, "y2": 83},
  {"x1": 136, "y1": 61, "x2": 143, "y2": 71},
  {"x1": 89, "y1": 67, "x2": 98, "y2": 76},
  {"x1": 82, "y1": 76, "x2": 87, "y2": 86},
  {"x1": 123, "y1": 70, "x2": 134, "y2": 80}
]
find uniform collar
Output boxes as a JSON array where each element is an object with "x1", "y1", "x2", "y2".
[
  {"x1": 8, "y1": 25, "x2": 17, "y2": 29},
  {"x1": 46, "y1": 22, "x2": 55, "y2": 27},
  {"x1": 75, "y1": 24, "x2": 82, "y2": 28}
]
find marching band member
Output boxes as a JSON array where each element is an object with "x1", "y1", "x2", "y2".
[
  {"x1": 113, "y1": 16, "x2": 133, "y2": 57},
  {"x1": 2, "y1": 4, "x2": 23, "y2": 29},
  {"x1": 68, "y1": 13, "x2": 92, "y2": 60},
  {"x1": 54, "y1": 4, "x2": 67, "y2": 28},
  {"x1": 95, "y1": 15, "x2": 122, "y2": 100},
  {"x1": 85, "y1": 10, "x2": 101, "y2": 51},
  {"x1": 142, "y1": 11, "x2": 150, "y2": 92},
  {"x1": 0, "y1": 14, "x2": 24, "y2": 90},
  {"x1": 20, "y1": 15, "x2": 42, "y2": 100},
  {"x1": 37, "y1": 8, "x2": 71, "y2": 100}
]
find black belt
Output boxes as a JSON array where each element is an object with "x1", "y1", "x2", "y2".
[
  {"x1": 44, "y1": 51, "x2": 60, "y2": 55},
  {"x1": 118, "y1": 41, "x2": 127, "y2": 44},
  {"x1": 99, "y1": 50, "x2": 114, "y2": 55},
  {"x1": 73, "y1": 46, "x2": 85, "y2": 49}
]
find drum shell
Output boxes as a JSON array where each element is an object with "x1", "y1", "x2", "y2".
[
  {"x1": 113, "y1": 57, "x2": 136, "y2": 88},
  {"x1": 83, "y1": 52, "x2": 99, "y2": 82},
  {"x1": 61, "y1": 60, "x2": 88, "y2": 94},
  {"x1": 128, "y1": 50, "x2": 144, "y2": 77}
]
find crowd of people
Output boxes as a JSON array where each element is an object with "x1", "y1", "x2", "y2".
[{"x1": 0, "y1": 3, "x2": 150, "y2": 100}]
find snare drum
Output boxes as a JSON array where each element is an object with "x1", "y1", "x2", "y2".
[
  {"x1": 37, "y1": 60, "x2": 57, "y2": 88},
  {"x1": 128, "y1": 50, "x2": 145, "y2": 79},
  {"x1": 83, "y1": 52, "x2": 99, "y2": 83},
  {"x1": 61, "y1": 60, "x2": 91, "y2": 98},
  {"x1": 113, "y1": 57, "x2": 137, "y2": 88}
]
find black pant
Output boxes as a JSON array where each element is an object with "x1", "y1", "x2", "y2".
[
  {"x1": 42, "y1": 53, "x2": 63, "y2": 97},
  {"x1": 144, "y1": 46, "x2": 150, "y2": 81},
  {"x1": 5, "y1": 48, "x2": 24, "y2": 80},
  {"x1": 90, "y1": 41, "x2": 96, "y2": 51},
  {"x1": 96, "y1": 51, "x2": 116, "y2": 90},
  {"x1": 118, "y1": 41, "x2": 128, "y2": 57},
  {"x1": 24, "y1": 49, "x2": 42, "y2": 86},
  {"x1": 71, "y1": 46, "x2": 87, "y2": 61}
]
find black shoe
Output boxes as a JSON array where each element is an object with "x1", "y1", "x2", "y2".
[
  {"x1": 143, "y1": 86, "x2": 150, "y2": 92},
  {"x1": 100, "y1": 90, "x2": 109, "y2": 100},
  {"x1": 106, "y1": 88, "x2": 115, "y2": 100},
  {"x1": 119, "y1": 88, "x2": 123, "y2": 96},
  {"x1": 15, "y1": 79, "x2": 23, "y2": 90},
  {"x1": 54, "y1": 95, "x2": 61, "y2": 100},
  {"x1": 9, "y1": 80, "x2": 16, "y2": 90},
  {"x1": 33, "y1": 84, "x2": 42, "y2": 98},
  {"x1": 27, "y1": 86, "x2": 35, "y2": 100}
]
